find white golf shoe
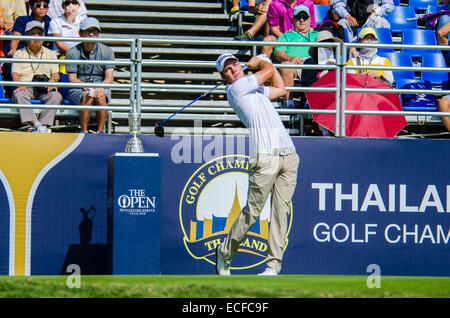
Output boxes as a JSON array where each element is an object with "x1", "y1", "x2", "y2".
[
  {"x1": 215, "y1": 247, "x2": 230, "y2": 276},
  {"x1": 257, "y1": 267, "x2": 278, "y2": 276}
]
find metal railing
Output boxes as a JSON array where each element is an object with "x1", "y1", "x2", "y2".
[{"x1": 1, "y1": 35, "x2": 450, "y2": 144}]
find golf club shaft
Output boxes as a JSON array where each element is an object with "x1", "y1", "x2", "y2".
[{"x1": 161, "y1": 66, "x2": 249, "y2": 124}]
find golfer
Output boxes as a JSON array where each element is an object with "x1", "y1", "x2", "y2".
[{"x1": 215, "y1": 53, "x2": 299, "y2": 276}]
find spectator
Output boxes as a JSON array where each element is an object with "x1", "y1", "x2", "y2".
[
  {"x1": 301, "y1": 30, "x2": 341, "y2": 87},
  {"x1": 274, "y1": 5, "x2": 318, "y2": 105},
  {"x1": 8, "y1": 0, "x2": 53, "y2": 57},
  {"x1": 263, "y1": 0, "x2": 316, "y2": 58},
  {"x1": 0, "y1": 0, "x2": 27, "y2": 34},
  {"x1": 235, "y1": 0, "x2": 272, "y2": 41},
  {"x1": 438, "y1": 88, "x2": 450, "y2": 132},
  {"x1": 436, "y1": 0, "x2": 450, "y2": 32},
  {"x1": 301, "y1": 30, "x2": 340, "y2": 134},
  {"x1": 0, "y1": 1, "x2": 28, "y2": 94},
  {"x1": 346, "y1": 27, "x2": 393, "y2": 86},
  {"x1": 437, "y1": 21, "x2": 450, "y2": 131},
  {"x1": 11, "y1": 20, "x2": 62, "y2": 133},
  {"x1": 333, "y1": 0, "x2": 393, "y2": 42},
  {"x1": 47, "y1": 0, "x2": 86, "y2": 20},
  {"x1": 48, "y1": 0, "x2": 83, "y2": 55},
  {"x1": 65, "y1": 17, "x2": 114, "y2": 134}
]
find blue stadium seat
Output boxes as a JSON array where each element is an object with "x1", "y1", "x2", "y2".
[
  {"x1": 401, "y1": 29, "x2": 438, "y2": 59},
  {"x1": 420, "y1": 52, "x2": 449, "y2": 85},
  {"x1": 409, "y1": 0, "x2": 439, "y2": 12},
  {"x1": 385, "y1": 6, "x2": 417, "y2": 33},
  {"x1": 358, "y1": 28, "x2": 394, "y2": 53},
  {"x1": 392, "y1": 0, "x2": 400, "y2": 5},
  {"x1": 378, "y1": 52, "x2": 416, "y2": 84},
  {"x1": 0, "y1": 73, "x2": 11, "y2": 103},
  {"x1": 314, "y1": 4, "x2": 330, "y2": 26}
]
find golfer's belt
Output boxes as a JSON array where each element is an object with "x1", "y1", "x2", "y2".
[{"x1": 255, "y1": 147, "x2": 296, "y2": 156}]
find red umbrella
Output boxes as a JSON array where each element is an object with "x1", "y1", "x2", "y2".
[{"x1": 305, "y1": 71, "x2": 407, "y2": 138}]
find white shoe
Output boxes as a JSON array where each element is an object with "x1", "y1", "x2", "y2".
[
  {"x1": 35, "y1": 126, "x2": 51, "y2": 133},
  {"x1": 215, "y1": 247, "x2": 230, "y2": 276},
  {"x1": 257, "y1": 267, "x2": 278, "y2": 276}
]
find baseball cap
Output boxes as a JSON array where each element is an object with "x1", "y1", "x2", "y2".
[
  {"x1": 25, "y1": 20, "x2": 45, "y2": 33},
  {"x1": 359, "y1": 27, "x2": 378, "y2": 40},
  {"x1": 216, "y1": 53, "x2": 239, "y2": 73},
  {"x1": 80, "y1": 17, "x2": 101, "y2": 31},
  {"x1": 293, "y1": 5, "x2": 310, "y2": 17}
]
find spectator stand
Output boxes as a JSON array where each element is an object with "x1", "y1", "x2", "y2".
[{"x1": 0, "y1": 33, "x2": 133, "y2": 132}]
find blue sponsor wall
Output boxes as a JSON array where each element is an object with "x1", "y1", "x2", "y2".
[{"x1": 0, "y1": 133, "x2": 448, "y2": 276}]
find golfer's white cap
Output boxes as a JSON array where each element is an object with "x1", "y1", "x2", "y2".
[{"x1": 216, "y1": 53, "x2": 239, "y2": 73}]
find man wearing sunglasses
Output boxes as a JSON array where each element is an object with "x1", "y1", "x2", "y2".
[
  {"x1": 8, "y1": 0, "x2": 53, "y2": 57},
  {"x1": 274, "y1": 5, "x2": 317, "y2": 106},
  {"x1": 65, "y1": 17, "x2": 115, "y2": 134}
]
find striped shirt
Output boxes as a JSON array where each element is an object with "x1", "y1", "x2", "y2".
[{"x1": 0, "y1": 0, "x2": 27, "y2": 23}]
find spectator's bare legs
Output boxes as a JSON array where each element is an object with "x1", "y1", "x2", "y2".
[
  {"x1": 79, "y1": 93, "x2": 108, "y2": 132},
  {"x1": 247, "y1": 14, "x2": 268, "y2": 38},
  {"x1": 261, "y1": 35, "x2": 276, "y2": 60},
  {"x1": 95, "y1": 94, "x2": 108, "y2": 133},
  {"x1": 279, "y1": 62, "x2": 297, "y2": 101},
  {"x1": 79, "y1": 92, "x2": 94, "y2": 132},
  {"x1": 438, "y1": 97, "x2": 450, "y2": 131}
]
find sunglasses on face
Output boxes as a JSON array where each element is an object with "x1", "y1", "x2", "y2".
[
  {"x1": 294, "y1": 13, "x2": 310, "y2": 21},
  {"x1": 81, "y1": 28, "x2": 99, "y2": 35},
  {"x1": 63, "y1": 0, "x2": 79, "y2": 5},
  {"x1": 33, "y1": 2, "x2": 49, "y2": 9}
]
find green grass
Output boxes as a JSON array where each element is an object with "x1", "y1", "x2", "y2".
[{"x1": 0, "y1": 275, "x2": 449, "y2": 298}]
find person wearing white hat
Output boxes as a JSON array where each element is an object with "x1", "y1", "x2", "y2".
[
  {"x1": 215, "y1": 53, "x2": 300, "y2": 276},
  {"x1": 11, "y1": 20, "x2": 63, "y2": 133}
]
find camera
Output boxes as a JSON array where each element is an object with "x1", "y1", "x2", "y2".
[{"x1": 32, "y1": 74, "x2": 49, "y2": 94}]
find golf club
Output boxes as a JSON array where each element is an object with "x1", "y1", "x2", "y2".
[{"x1": 154, "y1": 66, "x2": 249, "y2": 137}]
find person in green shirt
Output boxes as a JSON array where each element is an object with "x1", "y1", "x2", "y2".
[{"x1": 274, "y1": 5, "x2": 317, "y2": 105}]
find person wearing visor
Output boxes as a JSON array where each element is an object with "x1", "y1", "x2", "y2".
[
  {"x1": 65, "y1": 17, "x2": 115, "y2": 134},
  {"x1": 274, "y1": 5, "x2": 318, "y2": 107},
  {"x1": 214, "y1": 53, "x2": 300, "y2": 276},
  {"x1": 346, "y1": 27, "x2": 393, "y2": 86},
  {"x1": 11, "y1": 21, "x2": 62, "y2": 133}
]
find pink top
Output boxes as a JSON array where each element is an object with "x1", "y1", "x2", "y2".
[{"x1": 267, "y1": 0, "x2": 317, "y2": 34}]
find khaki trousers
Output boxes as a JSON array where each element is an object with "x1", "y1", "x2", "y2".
[
  {"x1": 219, "y1": 152, "x2": 300, "y2": 273},
  {"x1": 12, "y1": 88, "x2": 62, "y2": 126}
]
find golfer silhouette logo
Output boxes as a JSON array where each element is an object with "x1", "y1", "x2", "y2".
[{"x1": 179, "y1": 155, "x2": 293, "y2": 270}]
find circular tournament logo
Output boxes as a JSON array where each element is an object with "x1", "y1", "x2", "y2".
[{"x1": 179, "y1": 155, "x2": 293, "y2": 270}]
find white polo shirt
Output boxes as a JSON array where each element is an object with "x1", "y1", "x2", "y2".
[
  {"x1": 48, "y1": 15, "x2": 83, "y2": 52},
  {"x1": 226, "y1": 74, "x2": 294, "y2": 155}
]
